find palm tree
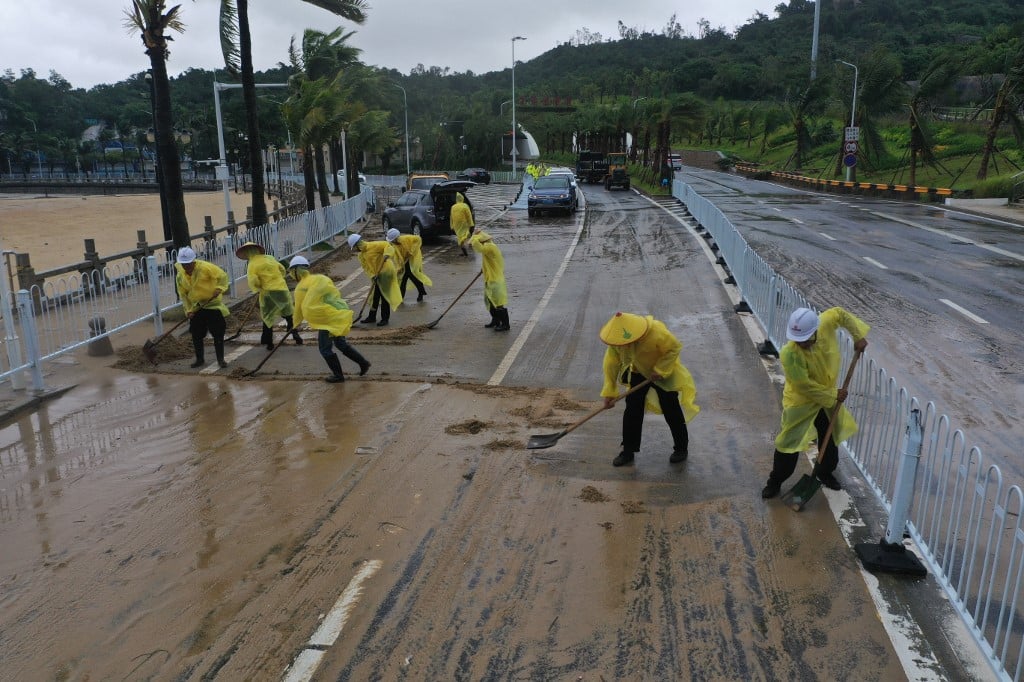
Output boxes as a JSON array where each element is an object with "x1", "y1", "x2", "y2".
[
  {"x1": 907, "y1": 55, "x2": 958, "y2": 187},
  {"x1": 123, "y1": 0, "x2": 190, "y2": 247},
  {"x1": 216, "y1": 0, "x2": 368, "y2": 227},
  {"x1": 977, "y1": 40, "x2": 1024, "y2": 180},
  {"x1": 783, "y1": 77, "x2": 829, "y2": 171},
  {"x1": 833, "y1": 49, "x2": 905, "y2": 180}
]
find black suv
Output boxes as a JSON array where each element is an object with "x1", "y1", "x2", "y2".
[
  {"x1": 382, "y1": 180, "x2": 475, "y2": 238},
  {"x1": 456, "y1": 168, "x2": 491, "y2": 184}
]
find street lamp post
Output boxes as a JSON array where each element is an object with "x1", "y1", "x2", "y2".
[
  {"x1": 511, "y1": 36, "x2": 526, "y2": 176},
  {"x1": 25, "y1": 116, "x2": 43, "y2": 179},
  {"x1": 837, "y1": 59, "x2": 859, "y2": 182},
  {"x1": 392, "y1": 83, "x2": 411, "y2": 177}
]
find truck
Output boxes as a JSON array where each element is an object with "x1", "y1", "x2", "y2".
[
  {"x1": 604, "y1": 152, "x2": 630, "y2": 191},
  {"x1": 575, "y1": 150, "x2": 609, "y2": 184}
]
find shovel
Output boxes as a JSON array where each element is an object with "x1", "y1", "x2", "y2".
[
  {"x1": 782, "y1": 349, "x2": 863, "y2": 511},
  {"x1": 141, "y1": 298, "x2": 211, "y2": 365},
  {"x1": 226, "y1": 298, "x2": 259, "y2": 342},
  {"x1": 246, "y1": 332, "x2": 291, "y2": 377},
  {"x1": 426, "y1": 271, "x2": 482, "y2": 329},
  {"x1": 356, "y1": 277, "x2": 376, "y2": 322},
  {"x1": 527, "y1": 377, "x2": 654, "y2": 450}
]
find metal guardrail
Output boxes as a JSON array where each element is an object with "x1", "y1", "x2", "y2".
[
  {"x1": 0, "y1": 189, "x2": 372, "y2": 388},
  {"x1": 674, "y1": 178, "x2": 1022, "y2": 681}
]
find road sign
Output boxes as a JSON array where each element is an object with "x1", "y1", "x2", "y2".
[
  {"x1": 845, "y1": 141, "x2": 859, "y2": 154},
  {"x1": 845, "y1": 126, "x2": 860, "y2": 142},
  {"x1": 843, "y1": 154, "x2": 858, "y2": 168}
]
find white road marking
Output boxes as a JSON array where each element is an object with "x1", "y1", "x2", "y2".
[
  {"x1": 488, "y1": 216, "x2": 587, "y2": 386},
  {"x1": 868, "y1": 211, "x2": 1024, "y2": 263},
  {"x1": 939, "y1": 298, "x2": 988, "y2": 324},
  {"x1": 789, "y1": 217, "x2": 804, "y2": 225},
  {"x1": 282, "y1": 559, "x2": 383, "y2": 682},
  {"x1": 819, "y1": 232, "x2": 836, "y2": 241},
  {"x1": 862, "y1": 256, "x2": 889, "y2": 270},
  {"x1": 772, "y1": 206, "x2": 783, "y2": 212}
]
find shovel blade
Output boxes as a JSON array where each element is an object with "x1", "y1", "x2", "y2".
[
  {"x1": 781, "y1": 474, "x2": 821, "y2": 511},
  {"x1": 141, "y1": 339, "x2": 158, "y2": 365},
  {"x1": 527, "y1": 430, "x2": 567, "y2": 450}
]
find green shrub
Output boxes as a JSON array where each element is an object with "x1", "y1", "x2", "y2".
[{"x1": 971, "y1": 176, "x2": 1014, "y2": 198}]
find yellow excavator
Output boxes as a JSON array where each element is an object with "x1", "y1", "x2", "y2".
[{"x1": 604, "y1": 152, "x2": 630, "y2": 191}]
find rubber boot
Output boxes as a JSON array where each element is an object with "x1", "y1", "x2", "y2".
[
  {"x1": 484, "y1": 307, "x2": 498, "y2": 328},
  {"x1": 377, "y1": 300, "x2": 390, "y2": 327},
  {"x1": 287, "y1": 317, "x2": 303, "y2": 345},
  {"x1": 341, "y1": 346, "x2": 371, "y2": 376},
  {"x1": 360, "y1": 309, "x2": 377, "y2": 324},
  {"x1": 493, "y1": 308, "x2": 511, "y2": 332},
  {"x1": 324, "y1": 354, "x2": 345, "y2": 383},
  {"x1": 261, "y1": 325, "x2": 274, "y2": 351},
  {"x1": 190, "y1": 337, "x2": 205, "y2": 368},
  {"x1": 214, "y1": 340, "x2": 227, "y2": 368}
]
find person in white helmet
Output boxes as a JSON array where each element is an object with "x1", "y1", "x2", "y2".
[
  {"x1": 174, "y1": 246, "x2": 230, "y2": 369},
  {"x1": 761, "y1": 306, "x2": 869, "y2": 499},
  {"x1": 288, "y1": 255, "x2": 370, "y2": 382},
  {"x1": 347, "y1": 232, "x2": 402, "y2": 326},
  {"x1": 385, "y1": 227, "x2": 431, "y2": 302}
]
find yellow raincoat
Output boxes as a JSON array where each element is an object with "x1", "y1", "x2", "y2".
[
  {"x1": 245, "y1": 253, "x2": 294, "y2": 327},
  {"x1": 175, "y1": 260, "x2": 230, "y2": 318},
  {"x1": 469, "y1": 230, "x2": 507, "y2": 308},
  {"x1": 292, "y1": 270, "x2": 353, "y2": 338},
  {"x1": 356, "y1": 240, "x2": 403, "y2": 311},
  {"x1": 601, "y1": 316, "x2": 700, "y2": 420},
  {"x1": 450, "y1": 193, "x2": 474, "y2": 247},
  {"x1": 392, "y1": 234, "x2": 433, "y2": 288},
  {"x1": 775, "y1": 307, "x2": 870, "y2": 453}
]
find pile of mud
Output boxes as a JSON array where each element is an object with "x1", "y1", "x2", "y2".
[{"x1": 114, "y1": 334, "x2": 193, "y2": 371}]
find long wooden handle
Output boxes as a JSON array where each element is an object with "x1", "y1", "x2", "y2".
[
  {"x1": 562, "y1": 377, "x2": 656, "y2": 438},
  {"x1": 815, "y1": 348, "x2": 863, "y2": 463},
  {"x1": 437, "y1": 271, "x2": 482, "y2": 318}
]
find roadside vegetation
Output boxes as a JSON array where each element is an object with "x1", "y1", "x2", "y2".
[{"x1": 1, "y1": 0, "x2": 1021, "y2": 208}]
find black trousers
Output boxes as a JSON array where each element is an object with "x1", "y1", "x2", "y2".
[
  {"x1": 369, "y1": 282, "x2": 391, "y2": 320},
  {"x1": 766, "y1": 408, "x2": 839, "y2": 486},
  {"x1": 260, "y1": 314, "x2": 295, "y2": 347},
  {"x1": 621, "y1": 371, "x2": 688, "y2": 454},
  {"x1": 189, "y1": 308, "x2": 226, "y2": 359},
  {"x1": 400, "y1": 266, "x2": 426, "y2": 297}
]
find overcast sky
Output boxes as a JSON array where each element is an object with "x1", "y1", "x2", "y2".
[{"x1": 3, "y1": 1, "x2": 783, "y2": 89}]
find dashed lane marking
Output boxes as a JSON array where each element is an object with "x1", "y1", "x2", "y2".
[
  {"x1": 819, "y1": 232, "x2": 836, "y2": 241},
  {"x1": 939, "y1": 298, "x2": 989, "y2": 324},
  {"x1": 282, "y1": 559, "x2": 383, "y2": 682},
  {"x1": 862, "y1": 256, "x2": 889, "y2": 270}
]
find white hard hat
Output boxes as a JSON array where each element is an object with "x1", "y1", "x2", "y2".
[
  {"x1": 786, "y1": 307, "x2": 819, "y2": 342},
  {"x1": 347, "y1": 233, "x2": 362, "y2": 250},
  {"x1": 385, "y1": 228, "x2": 401, "y2": 242},
  {"x1": 176, "y1": 246, "x2": 197, "y2": 264},
  {"x1": 289, "y1": 255, "x2": 310, "y2": 268}
]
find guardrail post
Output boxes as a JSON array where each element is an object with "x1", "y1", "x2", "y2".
[
  {"x1": 147, "y1": 255, "x2": 162, "y2": 335},
  {"x1": 0, "y1": 237, "x2": 26, "y2": 390},
  {"x1": 225, "y1": 215, "x2": 238, "y2": 299},
  {"x1": 854, "y1": 408, "x2": 928, "y2": 577},
  {"x1": 15, "y1": 289, "x2": 44, "y2": 391}
]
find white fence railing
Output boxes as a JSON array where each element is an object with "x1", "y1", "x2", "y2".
[{"x1": 674, "y1": 179, "x2": 1022, "y2": 681}]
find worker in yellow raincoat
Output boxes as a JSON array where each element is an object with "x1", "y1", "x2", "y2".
[
  {"x1": 347, "y1": 233, "x2": 402, "y2": 326},
  {"x1": 469, "y1": 228, "x2": 509, "y2": 331},
  {"x1": 385, "y1": 228, "x2": 432, "y2": 302},
  {"x1": 235, "y1": 241, "x2": 302, "y2": 351},
  {"x1": 761, "y1": 306, "x2": 869, "y2": 499},
  {"x1": 288, "y1": 256, "x2": 371, "y2": 383},
  {"x1": 174, "y1": 246, "x2": 230, "y2": 369},
  {"x1": 450, "y1": 192, "x2": 475, "y2": 256},
  {"x1": 599, "y1": 312, "x2": 700, "y2": 468}
]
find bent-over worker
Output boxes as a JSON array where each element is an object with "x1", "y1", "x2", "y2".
[
  {"x1": 235, "y1": 241, "x2": 302, "y2": 350},
  {"x1": 761, "y1": 306, "x2": 869, "y2": 499},
  {"x1": 385, "y1": 227, "x2": 432, "y2": 302},
  {"x1": 347, "y1": 233, "x2": 402, "y2": 327},
  {"x1": 288, "y1": 255, "x2": 371, "y2": 383},
  {"x1": 450, "y1": 192, "x2": 474, "y2": 257},
  {"x1": 174, "y1": 246, "x2": 230, "y2": 369},
  {"x1": 599, "y1": 312, "x2": 700, "y2": 468}
]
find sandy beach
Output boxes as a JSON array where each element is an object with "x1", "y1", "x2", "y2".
[{"x1": 0, "y1": 190, "x2": 255, "y2": 274}]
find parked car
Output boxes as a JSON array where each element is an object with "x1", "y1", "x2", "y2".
[
  {"x1": 382, "y1": 180, "x2": 475, "y2": 238},
  {"x1": 407, "y1": 172, "x2": 449, "y2": 190},
  {"x1": 546, "y1": 166, "x2": 578, "y2": 189},
  {"x1": 527, "y1": 174, "x2": 578, "y2": 217},
  {"x1": 456, "y1": 168, "x2": 491, "y2": 184},
  {"x1": 668, "y1": 153, "x2": 683, "y2": 171}
]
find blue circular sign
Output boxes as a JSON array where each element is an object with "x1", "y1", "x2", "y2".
[{"x1": 843, "y1": 154, "x2": 858, "y2": 167}]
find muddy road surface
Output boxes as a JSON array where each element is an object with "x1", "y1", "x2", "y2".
[{"x1": 1, "y1": 181, "x2": 975, "y2": 680}]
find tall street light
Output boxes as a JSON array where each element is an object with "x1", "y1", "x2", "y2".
[
  {"x1": 25, "y1": 116, "x2": 43, "y2": 179},
  {"x1": 392, "y1": 83, "x2": 411, "y2": 177},
  {"x1": 511, "y1": 35, "x2": 526, "y2": 176},
  {"x1": 837, "y1": 60, "x2": 859, "y2": 182}
]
